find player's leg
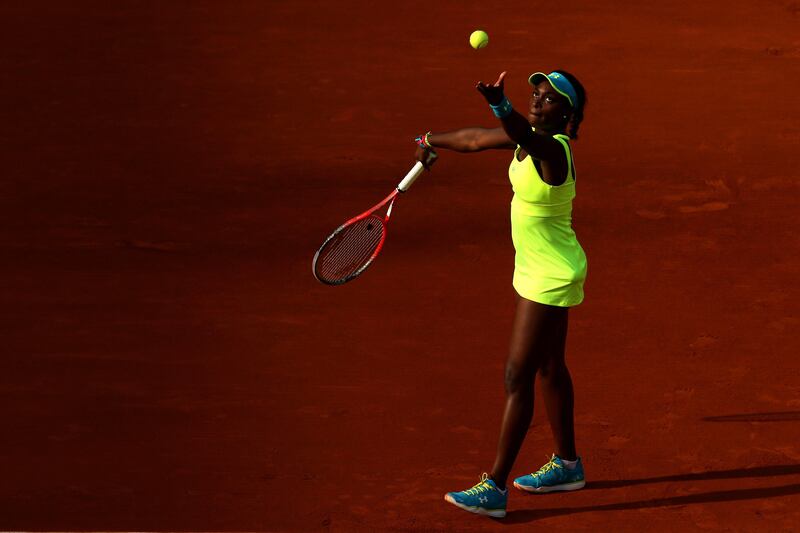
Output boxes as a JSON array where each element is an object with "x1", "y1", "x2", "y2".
[
  {"x1": 445, "y1": 296, "x2": 560, "y2": 518},
  {"x1": 538, "y1": 309, "x2": 576, "y2": 460},
  {"x1": 513, "y1": 305, "x2": 585, "y2": 493},
  {"x1": 444, "y1": 297, "x2": 576, "y2": 514},
  {"x1": 488, "y1": 297, "x2": 568, "y2": 490}
]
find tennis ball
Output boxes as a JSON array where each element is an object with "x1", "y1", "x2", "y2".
[{"x1": 469, "y1": 30, "x2": 489, "y2": 50}]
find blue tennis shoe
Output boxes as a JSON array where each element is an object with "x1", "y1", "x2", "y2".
[
  {"x1": 444, "y1": 473, "x2": 507, "y2": 518},
  {"x1": 513, "y1": 454, "x2": 585, "y2": 493}
]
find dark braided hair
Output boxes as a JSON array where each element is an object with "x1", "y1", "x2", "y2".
[{"x1": 553, "y1": 70, "x2": 587, "y2": 140}]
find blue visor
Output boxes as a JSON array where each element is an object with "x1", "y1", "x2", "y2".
[{"x1": 528, "y1": 71, "x2": 578, "y2": 108}]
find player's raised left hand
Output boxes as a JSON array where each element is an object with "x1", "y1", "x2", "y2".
[{"x1": 476, "y1": 71, "x2": 507, "y2": 106}]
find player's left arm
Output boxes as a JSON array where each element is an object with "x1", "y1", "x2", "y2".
[
  {"x1": 476, "y1": 72, "x2": 564, "y2": 163},
  {"x1": 498, "y1": 111, "x2": 563, "y2": 163}
]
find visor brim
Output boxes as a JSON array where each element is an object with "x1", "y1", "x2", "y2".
[{"x1": 527, "y1": 71, "x2": 575, "y2": 108}]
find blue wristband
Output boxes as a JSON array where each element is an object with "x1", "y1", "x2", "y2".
[{"x1": 490, "y1": 97, "x2": 513, "y2": 119}]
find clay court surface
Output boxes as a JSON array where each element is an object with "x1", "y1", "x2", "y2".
[{"x1": 2, "y1": 1, "x2": 800, "y2": 531}]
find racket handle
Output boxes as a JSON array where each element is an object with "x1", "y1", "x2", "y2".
[{"x1": 397, "y1": 161, "x2": 426, "y2": 192}]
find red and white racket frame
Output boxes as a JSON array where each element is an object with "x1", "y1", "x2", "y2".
[{"x1": 312, "y1": 159, "x2": 431, "y2": 285}]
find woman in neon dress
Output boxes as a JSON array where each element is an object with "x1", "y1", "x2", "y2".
[{"x1": 415, "y1": 70, "x2": 588, "y2": 518}]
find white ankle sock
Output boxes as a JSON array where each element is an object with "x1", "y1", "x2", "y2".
[{"x1": 561, "y1": 458, "x2": 579, "y2": 470}]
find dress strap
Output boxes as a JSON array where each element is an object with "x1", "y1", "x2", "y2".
[{"x1": 552, "y1": 135, "x2": 575, "y2": 182}]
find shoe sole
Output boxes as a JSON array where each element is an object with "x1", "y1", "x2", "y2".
[
  {"x1": 444, "y1": 494, "x2": 506, "y2": 518},
  {"x1": 513, "y1": 480, "x2": 586, "y2": 493}
]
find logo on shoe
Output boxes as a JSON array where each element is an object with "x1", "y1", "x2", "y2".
[{"x1": 479, "y1": 496, "x2": 488, "y2": 503}]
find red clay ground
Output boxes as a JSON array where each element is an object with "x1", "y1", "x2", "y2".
[{"x1": 2, "y1": 1, "x2": 800, "y2": 531}]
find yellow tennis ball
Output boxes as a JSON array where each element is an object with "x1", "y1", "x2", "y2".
[{"x1": 469, "y1": 30, "x2": 489, "y2": 50}]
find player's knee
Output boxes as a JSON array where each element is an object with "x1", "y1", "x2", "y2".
[
  {"x1": 504, "y1": 361, "x2": 533, "y2": 395},
  {"x1": 538, "y1": 358, "x2": 569, "y2": 381}
]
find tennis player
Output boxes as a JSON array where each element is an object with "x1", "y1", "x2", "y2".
[{"x1": 415, "y1": 70, "x2": 588, "y2": 518}]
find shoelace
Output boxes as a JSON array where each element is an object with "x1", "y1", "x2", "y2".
[
  {"x1": 464, "y1": 473, "x2": 495, "y2": 496},
  {"x1": 532, "y1": 455, "x2": 562, "y2": 477}
]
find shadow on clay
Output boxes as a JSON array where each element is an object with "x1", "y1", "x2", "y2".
[
  {"x1": 584, "y1": 464, "x2": 800, "y2": 491},
  {"x1": 502, "y1": 464, "x2": 800, "y2": 523},
  {"x1": 503, "y1": 481, "x2": 800, "y2": 523},
  {"x1": 702, "y1": 411, "x2": 800, "y2": 422}
]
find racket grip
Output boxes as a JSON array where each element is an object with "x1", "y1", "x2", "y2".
[{"x1": 397, "y1": 161, "x2": 426, "y2": 192}]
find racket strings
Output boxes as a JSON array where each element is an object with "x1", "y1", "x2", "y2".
[
  {"x1": 318, "y1": 221, "x2": 384, "y2": 280},
  {"x1": 315, "y1": 215, "x2": 386, "y2": 283}
]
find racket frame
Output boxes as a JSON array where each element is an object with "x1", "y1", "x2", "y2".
[
  {"x1": 312, "y1": 189, "x2": 398, "y2": 285},
  {"x1": 312, "y1": 160, "x2": 432, "y2": 285}
]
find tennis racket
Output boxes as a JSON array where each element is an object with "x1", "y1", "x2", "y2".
[{"x1": 312, "y1": 155, "x2": 436, "y2": 285}]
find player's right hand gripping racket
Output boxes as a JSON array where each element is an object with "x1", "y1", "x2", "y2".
[{"x1": 312, "y1": 154, "x2": 437, "y2": 285}]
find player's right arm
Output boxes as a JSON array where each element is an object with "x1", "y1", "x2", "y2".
[
  {"x1": 415, "y1": 127, "x2": 514, "y2": 168},
  {"x1": 427, "y1": 127, "x2": 515, "y2": 152}
]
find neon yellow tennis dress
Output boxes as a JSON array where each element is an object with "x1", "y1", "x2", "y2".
[{"x1": 508, "y1": 133, "x2": 587, "y2": 307}]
